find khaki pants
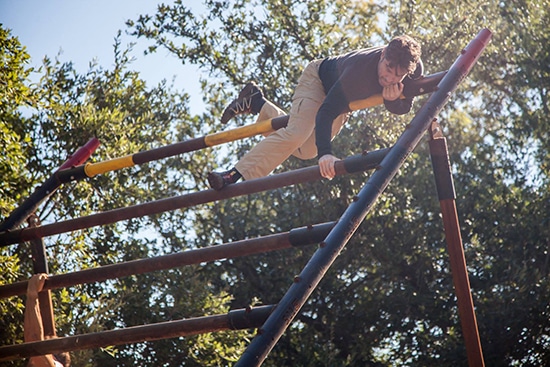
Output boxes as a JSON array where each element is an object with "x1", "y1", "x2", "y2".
[{"x1": 235, "y1": 59, "x2": 349, "y2": 180}]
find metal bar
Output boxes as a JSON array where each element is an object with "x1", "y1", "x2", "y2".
[
  {"x1": 0, "y1": 222, "x2": 335, "y2": 299},
  {"x1": 0, "y1": 305, "x2": 275, "y2": 362},
  {"x1": 0, "y1": 138, "x2": 100, "y2": 232},
  {"x1": 429, "y1": 121, "x2": 485, "y2": 367},
  {"x1": 58, "y1": 138, "x2": 101, "y2": 170},
  {"x1": 349, "y1": 70, "x2": 446, "y2": 110},
  {"x1": 235, "y1": 29, "x2": 492, "y2": 366},
  {"x1": 54, "y1": 72, "x2": 445, "y2": 184},
  {"x1": 0, "y1": 149, "x2": 388, "y2": 246}
]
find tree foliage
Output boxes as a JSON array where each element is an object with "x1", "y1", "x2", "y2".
[{"x1": 1, "y1": 0, "x2": 549, "y2": 366}]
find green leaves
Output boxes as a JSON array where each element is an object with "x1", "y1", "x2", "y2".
[{"x1": 1, "y1": 0, "x2": 549, "y2": 365}]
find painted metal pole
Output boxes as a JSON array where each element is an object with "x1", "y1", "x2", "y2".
[
  {"x1": 0, "y1": 149, "x2": 388, "y2": 246},
  {"x1": 428, "y1": 121, "x2": 485, "y2": 367},
  {"x1": 235, "y1": 29, "x2": 492, "y2": 366},
  {"x1": 0, "y1": 138, "x2": 100, "y2": 232},
  {"x1": 55, "y1": 72, "x2": 445, "y2": 183},
  {"x1": 0, "y1": 305, "x2": 274, "y2": 362},
  {"x1": 0, "y1": 222, "x2": 335, "y2": 299}
]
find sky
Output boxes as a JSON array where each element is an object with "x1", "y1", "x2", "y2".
[{"x1": 0, "y1": 0, "x2": 204, "y2": 113}]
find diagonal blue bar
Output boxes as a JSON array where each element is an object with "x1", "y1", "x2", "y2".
[{"x1": 236, "y1": 28, "x2": 492, "y2": 367}]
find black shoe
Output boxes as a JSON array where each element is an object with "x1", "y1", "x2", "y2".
[
  {"x1": 208, "y1": 169, "x2": 242, "y2": 190},
  {"x1": 221, "y1": 82, "x2": 265, "y2": 124}
]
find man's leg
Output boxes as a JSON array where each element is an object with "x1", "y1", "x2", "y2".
[
  {"x1": 208, "y1": 99, "x2": 286, "y2": 190},
  {"x1": 291, "y1": 112, "x2": 350, "y2": 160},
  {"x1": 235, "y1": 96, "x2": 321, "y2": 179},
  {"x1": 208, "y1": 60, "x2": 324, "y2": 189},
  {"x1": 235, "y1": 59, "x2": 326, "y2": 180},
  {"x1": 220, "y1": 82, "x2": 266, "y2": 124}
]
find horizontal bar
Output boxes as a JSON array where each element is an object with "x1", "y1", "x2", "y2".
[
  {"x1": 0, "y1": 222, "x2": 335, "y2": 299},
  {"x1": 0, "y1": 149, "x2": 388, "y2": 246},
  {"x1": 348, "y1": 71, "x2": 446, "y2": 110},
  {"x1": 0, "y1": 305, "x2": 275, "y2": 361}
]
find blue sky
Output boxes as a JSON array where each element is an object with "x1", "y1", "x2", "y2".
[{"x1": 0, "y1": 0, "x2": 204, "y2": 113}]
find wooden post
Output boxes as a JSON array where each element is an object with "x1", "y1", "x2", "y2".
[
  {"x1": 429, "y1": 120, "x2": 485, "y2": 367},
  {"x1": 28, "y1": 215, "x2": 56, "y2": 338}
]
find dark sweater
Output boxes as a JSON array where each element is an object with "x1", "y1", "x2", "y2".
[{"x1": 316, "y1": 46, "x2": 423, "y2": 158}]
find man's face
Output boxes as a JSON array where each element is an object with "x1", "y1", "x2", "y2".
[{"x1": 378, "y1": 50, "x2": 408, "y2": 87}]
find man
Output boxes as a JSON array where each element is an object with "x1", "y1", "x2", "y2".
[
  {"x1": 25, "y1": 273, "x2": 70, "y2": 367},
  {"x1": 208, "y1": 35, "x2": 423, "y2": 190}
]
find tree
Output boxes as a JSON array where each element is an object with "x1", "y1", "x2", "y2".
[
  {"x1": 0, "y1": 26, "x2": 37, "y2": 357},
  {"x1": 128, "y1": 0, "x2": 549, "y2": 366},
  {"x1": 2, "y1": 0, "x2": 549, "y2": 365},
  {"x1": 0, "y1": 27, "x2": 36, "y2": 218},
  {"x1": 0, "y1": 28, "x2": 251, "y2": 366}
]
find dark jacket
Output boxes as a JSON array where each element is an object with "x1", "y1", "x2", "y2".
[{"x1": 316, "y1": 46, "x2": 423, "y2": 158}]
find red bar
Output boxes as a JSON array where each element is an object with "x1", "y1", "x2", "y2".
[{"x1": 58, "y1": 137, "x2": 100, "y2": 170}]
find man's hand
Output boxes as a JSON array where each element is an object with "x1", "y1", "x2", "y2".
[
  {"x1": 27, "y1": 273, "x2": 47, "y2": 297},
  {"x1": 318, "y1": 154, "x2": 340, "y2": 180},
  {"x1": 382, "y1": 82, "x2": 404, "y2": 101}
]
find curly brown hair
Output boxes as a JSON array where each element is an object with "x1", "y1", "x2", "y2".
[{"x1": 385, "y1": 35, "x2": 422, "y2": 75}]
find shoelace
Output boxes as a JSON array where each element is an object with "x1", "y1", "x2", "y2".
[{"x1": 229, "y1": 91, "x2": 259, "y2": 114}]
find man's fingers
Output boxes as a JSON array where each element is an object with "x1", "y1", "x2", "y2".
[
  {"x1": 383, "y1": 83, "x2": 404, "y2": 101},
  {"x1": 318, "y1": 155, "x2": 337, "y2": 180},
  {"x1": 321, "y1": 165, "x2": 334, "y2": 179}
]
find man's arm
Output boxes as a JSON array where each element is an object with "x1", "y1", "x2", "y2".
[
  {"x1": 383, "y1": 82, "x2": 414, "y2": 114},
  {"x1": 25, "y1": 274, "x2": 56, "y2": 367},
  {"x1": 383, "y1": 60, "x2": 424, "y2": 114},
  {"x1": 25, "y1": 274, "x2": 47, "y2": 342}
]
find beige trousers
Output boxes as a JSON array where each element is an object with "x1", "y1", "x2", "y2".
[{"x1": 235, "y1": 59, "x2": 349, "y2": 180}]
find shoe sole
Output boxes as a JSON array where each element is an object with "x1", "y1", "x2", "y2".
[{"x1": 207, "y1": 172, "x2": 226, "y2": 190}]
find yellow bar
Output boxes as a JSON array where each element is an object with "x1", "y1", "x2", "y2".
[
  {"x1": 348, "y1": 95, "x2": 384, "y2": 111},
  {"x1": 349, "y1": 94, "x2": 410, "y2": 111},
  {"x1": 84, "y1": 155, "x2": 135, "y2": 177},
  {"x1": 204, "y1": 119, "x2": 275, "y2": 146}
]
